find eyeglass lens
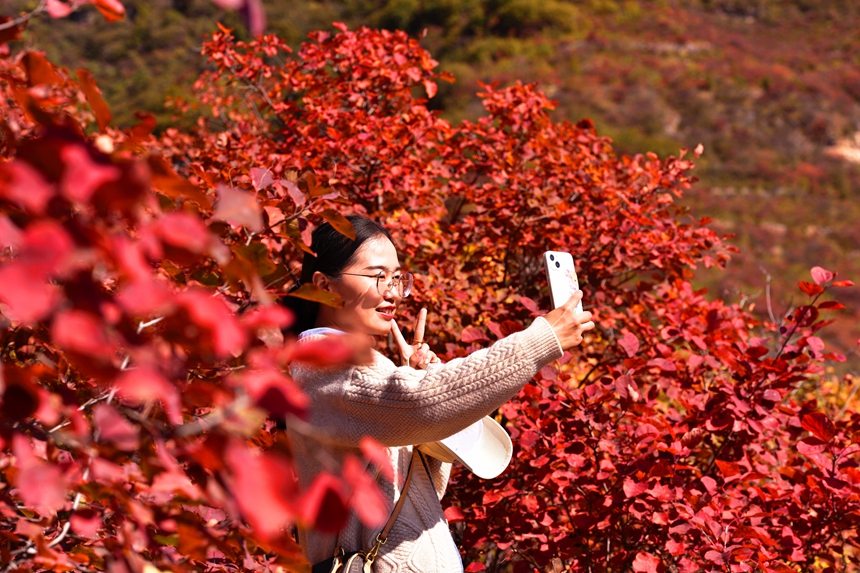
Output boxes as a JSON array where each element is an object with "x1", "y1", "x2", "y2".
[{"x1": 378, "y1": 273, "x2": 412, "y2": 297}]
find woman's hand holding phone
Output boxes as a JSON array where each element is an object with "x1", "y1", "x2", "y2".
[
  {"x1": 543, "y1": 290, "x2": 595, "y2": 351},
  {"x1": 391, "y1": 308, "x2": 441, "y2": 369}
]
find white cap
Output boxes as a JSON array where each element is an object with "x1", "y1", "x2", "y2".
[{"x1": 417, "y1": 416, "x2": 513, "y2": 479}]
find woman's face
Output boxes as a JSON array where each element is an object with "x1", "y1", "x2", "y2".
[{"x1": 314, "y1": 236, "x2": 403, "y2": 336}]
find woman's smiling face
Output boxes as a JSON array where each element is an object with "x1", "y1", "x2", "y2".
[{"x1": 313, "y1": 236, "x2": 403, "y2": 336}]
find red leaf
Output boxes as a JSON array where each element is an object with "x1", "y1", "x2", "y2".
[
  {"x1": 13, "y1": 434, "x2": 66, "y2": 515},
  {"x1": 810, "y1": 266, "x2": 834, "y2": 285},
  {"x1": 424, "y1": 79, "x2": 438, "y2": 98},
  {"x1": 618, "y1": 331, "x2": 639, "y2": 357},
  {"x1": 0, "y1": 215, "x2": 23, "y2": 250},
  {"x1": 0, "y1": 160, "x2": 55, "y2": 213},
  {"x1": 0, "y1": 222, "x2": 72, "y2": 322},
  {"x1": 241, "y1": 0, "x2": 266, "y2": 36},
  {"x1": 801, "y1": 412, "x2": 835, "y2": 442},
  {"x1": 715, "y1": 459, "x2": 742, "y2": 478},
  {"x1": 360, "y1": 437, "x2": 393, "y2": 481},
  {"x1": 113, "y1": 367, "x2": 182, "y2": 425},
  {"x1": 210, "y1": 0, "x2": 243, "y2": 7},
  {"x1": 52, "y1": 310, "x2": 115, "y2": 359},
  {"x1": 92, "y1": 0, "x2": 126, "y2": 21},
  {"x1": 75, "y1": 69, "x2": 112, "y2": 130},
  {"x1": 798, "y1": 281, "x2": 824, "y2": 297},
  {"x1": 832, "y1": 279, "x2": 854, "y2": 287},
  {"x1": 319, "y1": 209, "x2": 356, "y2": 240},
  {"x1": 279, "y1": 179, "x2": 306, "y2": 207},
  {"x1": 147, "y1": 155, "x2": 212, "y2": 208},
  {"x1": 157, "y1": 212, "x2": 212, "y2": 253},
  {"x1": 241, "y1": 305, "x2": 294, "y2": 330},
  {"x1": 461, "y1": 326, "x2": 489, "y2": 342},
  {"x1": 817, "y1": 301, "x2": 845, "y2": 310},
  {"x1": 70, "y1": 508, "x2": 101, "y2": 538},
  {"x1": 241, "y1": 368, "x2": 308, "y2": 418},
  {"x1": 700, "y1": 475, "x2": 718, "y2": 495},
  {"x1": 225, "y1": 441, "x2": 297, "y2": 539},
  {"x1": 648, "y1": 358, "x2": 676, "y2": 371},
  {"x1": 289, "y1": 334, "x2": 371, "y2": 367},
  {"x1": 465, "y1": 563, "x2": 486, "y2": 572},
  {"x1": 177, "y1": 290, "x2": 248, "y2": 358},
  {"x1": 92, "y1": 404, "x2": 139, "y2": 451},
  {"x1": 704, "y1": 550, "x2": 725, "y2": 565},
  {"x1": 20, "y1": 52, "x2": 62, "y2": 86},
  {"x1": 46, "y1": 0, "x2": 74, "y2": 18},
  {"x1": 623, "y1": 478, "x2": 648, "y2": 498},
  {"x1": 342, "y1": 455, "x2": 388, "y2": 528},
  {"x1": 287, "y1": 283, "x2": 344, "y2": 308},
  {"x1": 215, "y1": 184, "x2": 263, "y2": 233},
  {"x1": 116, "y1": 279, "x2": 172, "y2": 316},
  {"x1": 0, "y1": 268, "x2": 59, "y2": 323},
  {"x1": 519, "y1": 296, "x2": 539, "y2": 315},
  {"x1": 59, "y1": 144, "x2": 119, "y2": 203},
  {"x1": 250, "y1": 167, "x2": 275, "y2": 191},
  {"x1": 632, "y1": 552, "x2": 661, "y2": 573},
  {"x1": 444, "y1": 505, "x2": 466, "y2": 524},
  {"x1": 298, "y1": 471, "x2": 348, "y2": 534},
  {"x1": 797, "y1": 436, "x2": 827, "y2": 456}
]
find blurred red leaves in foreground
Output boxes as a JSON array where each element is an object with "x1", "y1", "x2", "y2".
[{"x1": 1, "y1": 14, "x2": 859, "y2": 573}]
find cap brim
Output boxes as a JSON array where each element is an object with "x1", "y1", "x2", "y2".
[{"x1": 417, "y1": 416, "x2": 513, "y2": 479}]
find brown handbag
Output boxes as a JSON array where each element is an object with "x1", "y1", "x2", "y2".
[{"x1": 312, "y1": 451, "x2": 421, "y2": 573}]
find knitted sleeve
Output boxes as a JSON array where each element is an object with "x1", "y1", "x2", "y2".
[{"x1": 293, "y1": 316, "x2": 563, "y2": 447}]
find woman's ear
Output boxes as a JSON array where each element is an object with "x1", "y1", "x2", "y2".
[{"x1": 312, "y1": 271, "x2": 332, "y2": 292}]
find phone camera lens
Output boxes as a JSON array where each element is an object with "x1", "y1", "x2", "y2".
[
  {"x1": 555, "y1": 261, "x2": 560, "y2": 268},
  {"x1": 549, "y1": 254, "x2": 555, "y2": 261}
]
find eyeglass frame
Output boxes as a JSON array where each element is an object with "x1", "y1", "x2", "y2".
[{"x1": 337, "y1": 270, "x2": 414, "y2": 298}]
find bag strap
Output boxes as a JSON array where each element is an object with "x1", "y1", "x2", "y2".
[{"x1": 365, "y1": 450, "x2": 419, "y2": 563}]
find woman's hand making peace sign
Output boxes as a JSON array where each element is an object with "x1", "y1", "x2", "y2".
[{"x1": 391, "y1": 308, "x2": 441, "y2": 369}]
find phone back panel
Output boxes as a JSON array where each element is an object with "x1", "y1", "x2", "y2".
[{"x1": 543, "y1": 251, "x2": 583, "y2": 313}]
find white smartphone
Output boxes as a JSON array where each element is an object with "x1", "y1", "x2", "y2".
[{"x1": 543, "y1": 251, "x2": 584, "y2": 313}]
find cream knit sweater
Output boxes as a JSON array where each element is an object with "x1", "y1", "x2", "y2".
[{"x1": 288, "y1": 316, "x2": 563, "y2": 573}]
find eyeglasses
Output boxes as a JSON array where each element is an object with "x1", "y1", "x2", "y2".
[{"x1": 339, "y1": 271, "x2": 414, "y2": 298}]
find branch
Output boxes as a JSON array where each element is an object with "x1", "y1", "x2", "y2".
[{"x1": 0, "y1": 0, "x2": 47, "y2": 32}]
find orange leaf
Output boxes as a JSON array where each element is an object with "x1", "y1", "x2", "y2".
[
  {"x1": 798, "y1": 281, "x2": 824, "y2": 297},
  {"x1": 801, "y1": 412, "x2": 835, "y2": 442},
  {"x1": 75, "y1": 68, "x2": 112, "y2": 131},
  {"x1": 20, "y1": 52, "x2": 62, "y2": 87},
  {"x1": 92, "y1": 0, "x2": 126, "y2": 22},
  {"x1": 319, "y1": 209, "x2": 355, "y2": 240},
  {"x1": 287, "y1": 283, "x2": 344, "y2": 308},
  {"x1": 147, "y1": 155, "x2": 212, "y2": 208}
]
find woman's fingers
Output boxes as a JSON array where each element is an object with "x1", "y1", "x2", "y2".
[
  {"x1": 412, "y1": 308, "x2": 427, "y2": 344},
  {"x1": 543, "y1": 290, "x2": 597, "y2": 350},
  {"x1": 390, "y1": 319, "x2": 410, "y2": 352}
]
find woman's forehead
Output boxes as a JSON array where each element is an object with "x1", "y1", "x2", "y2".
[{"x1": 351, "y1": 237, "x2": 400, "y2": 270}]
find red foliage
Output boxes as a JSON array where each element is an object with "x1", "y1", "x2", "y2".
[{"x1": 1, "y1": 17, "x2": 859, "y2": 573}]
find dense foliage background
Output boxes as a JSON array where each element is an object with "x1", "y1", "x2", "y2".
[{"x1": 1, "y1": 1, "x2": 859, "y2": 572}]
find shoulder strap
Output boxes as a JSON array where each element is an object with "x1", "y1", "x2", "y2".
[
  {"x1": 380, "y1": 450, "x2": 418, "y2": 540},
  {"x1": 365, "y1": 450, "x2": 419, "y2": 563}
]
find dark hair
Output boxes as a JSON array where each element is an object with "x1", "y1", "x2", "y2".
[{"x1": 281, "y1": 215, "x2": 394, "y2": 335}]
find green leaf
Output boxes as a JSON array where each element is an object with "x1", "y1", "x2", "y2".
[
  {"x1": 287, "y1": 283, "x2": 344, "y2": 308},
  {"x1": 320, "y1": 209, "x2": 356, "y2": 240}
]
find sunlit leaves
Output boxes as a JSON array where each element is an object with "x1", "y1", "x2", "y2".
[
  {"x1": 76, "y1": 68, "x2": 112, "y2": 130},
  {"x1": 286, "y1": 283, "x2": 344, "y2": 308}
]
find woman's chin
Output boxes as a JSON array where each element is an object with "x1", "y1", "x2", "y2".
[{"x1": 369, "y1": 316, "x2": 393, "y2": 335}]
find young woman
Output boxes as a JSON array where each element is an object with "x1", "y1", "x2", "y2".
[{"x1": 283, "y1": 216, "x2": 594, "y2": 573}]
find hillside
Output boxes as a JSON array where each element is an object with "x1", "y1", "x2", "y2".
[{"x1": 6, "y1": 0, "x2": 860, "y2": 359}]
